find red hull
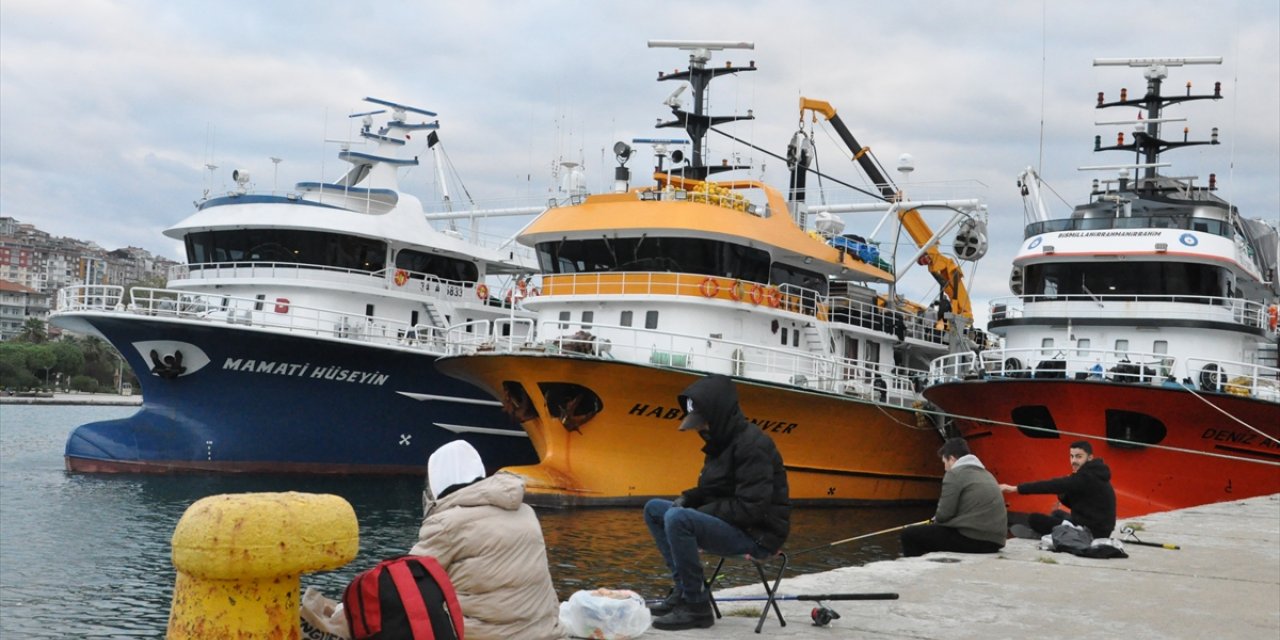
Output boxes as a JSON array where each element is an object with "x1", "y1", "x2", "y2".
[{"x1": 923, "y1": 379, "x2": 1280, "y2": 518}]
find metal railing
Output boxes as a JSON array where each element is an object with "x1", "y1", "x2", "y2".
[
  {"x1": 989, "y1": 294, "x2": 1273, "y2": 331},
  {"x1": 53, "y1": 284, "x2": 525, "y2": 355},
  {"x1": 460, "y1": 318, "x2": 926, "y2": 408},
  {"x1": 927, "y1": 346, "x2": 1280, "y2": 402}
]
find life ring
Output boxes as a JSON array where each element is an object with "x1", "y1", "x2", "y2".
[
  {"x1": 1269, "y1": 304, "x2": 1278, "y2": 331},
  {"x1": 393, "y1": 269, "x2": 409, "y2": 286},
  {"x1": 749, "y1": 284, "x2": 764, "y2": 305},
  {"x1": 728, "y1": 280, "x2": 745, "y2": 301},
  {"x1": 700, "y1": 277, "x2": 720, "y2": 298},
  {"x1": 505, "y1": 278, "x2": 529, "y2": 304},
  {"x1": 764, "y1": 286, "x2": 781, "y2": 308},
  {"x1": 475, "y1": 283, "x2": 490, "y2": 299}
]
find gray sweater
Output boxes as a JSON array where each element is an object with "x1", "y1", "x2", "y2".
[{"x1": 933, "y1": 455, "x2": 1007, "y2": 546}]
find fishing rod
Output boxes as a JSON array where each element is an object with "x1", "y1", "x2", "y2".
[
  {"x1": 1119, "y1": 526, "x2": 1181, "y2": 550},
  {"x1": 790, "y1": 519, "x2": 932, "y2": 557},
  {"x1": 709, "y1": 592, "x2": 899, "y2": 602}
]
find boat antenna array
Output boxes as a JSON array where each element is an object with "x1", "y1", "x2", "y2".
[
  {"x1": 1089, "y1": 57, "x2": 1223, "y2": 185},
  {"x1": 646, "y1": 40, "x2": 756, "y2": 180}
]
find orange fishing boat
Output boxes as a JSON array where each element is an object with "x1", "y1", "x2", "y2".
[{"x1": 438, "y1": 40, "x2": 994, "y2": 505}]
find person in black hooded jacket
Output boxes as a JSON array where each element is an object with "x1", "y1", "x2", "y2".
[
  {"x1": 999, "y1": 440, "x2": 1116, "y2": 538},
  {"x1": 643, "y1": 374, "x2": 791, "y2": 631}
]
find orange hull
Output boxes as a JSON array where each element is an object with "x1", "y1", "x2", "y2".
[
  {"x1": 437, "y1": 354, "x2": 944, "y2": 506},
  {"x1": 923, "y1": 379, "x2": 1280, "y2": 518}
]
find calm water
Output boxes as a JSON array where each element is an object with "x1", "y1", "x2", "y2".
[{"x1": 0, "y1": 405, "x2": 931, "y2": 638}]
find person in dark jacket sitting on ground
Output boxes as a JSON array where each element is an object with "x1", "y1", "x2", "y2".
[
  {"x1": 900, "y1": 438, "x2": 1007, "y2": 557},
  {"x1": 999, "y1": 440, "x2": 1116, "y2": 538},
  {"x1": 643, "y1": 375, "x2": 791, "y2": 631}
]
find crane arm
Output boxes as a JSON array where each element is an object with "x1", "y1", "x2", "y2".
[{"x1": 799, "y1": 97, "x2": 973, "y2": 319}]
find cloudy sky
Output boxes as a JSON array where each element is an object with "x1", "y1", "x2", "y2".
[{"x1": 2, "y1": 0, "x2": 1276, "y2": 323}]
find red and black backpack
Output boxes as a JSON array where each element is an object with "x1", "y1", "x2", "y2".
[{"x1": 342, "y1": 555, "x2": 464, "y2": 640}]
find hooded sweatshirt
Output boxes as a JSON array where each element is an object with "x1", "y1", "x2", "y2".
[
  {"x1": 410, "y1": 471, "x2": 565, "y2": 640},
  {"x1": 1017, "y1": 457, "x2": 1117, "y2": 537},
  {"x1": 676, "y1": 375, "x2": 791, "y2": 553},
  {"x1": 933, "y1": 454, "x2": 1007, "y2": 546}
]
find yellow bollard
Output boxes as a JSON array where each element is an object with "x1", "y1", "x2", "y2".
[{"x1": 167, "y1": 492, "x2": 359, "y2": 640}]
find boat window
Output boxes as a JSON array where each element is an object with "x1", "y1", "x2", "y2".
[
  {"x1": 645, "y1": 310, "x2": 659, "y2": 329},
  {"x1": 1011, "y1": 405, "x2": 1060, "y2": 439},
  {"x1": 365, "y1": 304, "x2": 374, "y2": 317},
  {"x1": 1023, "y1": 262, "x2": 1228, "y2": 300},
  {"x1": 769, "y1": 262, "x2": 829, "y2": 296},
  {"x1": 620, "y1": 310, "x2": 633, "y2": 327},
  {"x1": 184, "y1": 229, "x2": 386, "y2": 272},
  {"x1": 558, "y1": 311, "x2": 571, "y2": 329},
  {"x1": 581, "y1": 311, "x2": 594, "y2": 330},
  {"x1": 394, "y1": 249, "x2": 479, "y2": 283},
  {"x1": 792, "y1": 327, "x2": 800, "y2": 348},
  {"x1": 1153, "y1": 340, "x2": 1168, "y2": 354},
  {"x1": 1115, "y1": 339, "x2": 1128, "y2": 353},
  {"x1": 865, "y1": 341, "x2": 881, "y2": 381},
  {"x1": 780, "y1": 327, "x2": 789, "y2": 346},
  {"x1": 254, "y1": 294, "x2": 265, "y2": 311},
  {"x1": 1105, "y1": 410, "x2": 1167, "y2": 449},
  {"x1": 1040, "y1": 337, "x2": 1054, "y2": 356},
  {"x1": 535, "y1": 237, "x2": 770, "y2": 283},
  {"x1": 1076, "y1": 338, "x2": 1090, "y2": 356}
]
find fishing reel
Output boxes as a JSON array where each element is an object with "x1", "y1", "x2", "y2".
[{"x1": 810, "y1": 604, "x2": 841, "y2": 627}]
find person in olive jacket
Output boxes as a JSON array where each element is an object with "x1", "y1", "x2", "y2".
[
  {"x1": 1000, "y1": 440, "x2": 1117, "y2": 538},
  {"x1": 900, "y1": 438, "x2": 1007, "y2": 557},
  {"x1": 643, "y1": 375, "x2": 791, "y2": 631}
]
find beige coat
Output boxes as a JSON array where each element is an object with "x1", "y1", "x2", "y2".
[{"x1": 409, "y1": 471, "x2": 566, "y2": 640}]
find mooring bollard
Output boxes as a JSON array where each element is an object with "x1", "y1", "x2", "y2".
[{"x1": 167, "y1": 492, "x2": 359, "y2": 639}]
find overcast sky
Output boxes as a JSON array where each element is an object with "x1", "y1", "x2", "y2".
[{"x1": 2, "y1": 1, "x2": 1276, "y2": 323}]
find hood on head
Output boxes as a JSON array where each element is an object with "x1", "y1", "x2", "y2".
[
  {"x1": 427, "y1": 440, "x2": 485, "y2": 499},
  {"x1": 677, "y1": 375, "x2": 744, "y2": 445}
]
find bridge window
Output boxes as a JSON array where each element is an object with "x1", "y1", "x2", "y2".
[
  {"x1": 1023, "y1": 262, "x2": 1228, "y2": 299},
  {"x1": 620, "y1": 310, "x2": 633, "y2": 327},
  {"x1": 536, "y1": 237, "x2": 770, "y2": 283},
  {"x1": 185, "y1": 229, "x2": 386, "y2": 272},
  {"x1": 645, "y1": 310, "x2": 659, "y2": 329},
  {"x1": 395, "y1": 249, "x2": 479, "y2": 282}
]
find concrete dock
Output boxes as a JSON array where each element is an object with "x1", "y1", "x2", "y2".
[
  {"x1": 653, "y1": 494, "x2": 1279, "y2": 639},
  {"x1": 0, "y1": 391, "x2": 141, "y2": 406}
]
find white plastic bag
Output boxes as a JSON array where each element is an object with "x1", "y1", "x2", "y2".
[
  {"x1": 558, "y1": 588, "x2": 651, "y2": 639},
  {"x1": 300, "y1": 586, "x2": 350, "y2": 640}
]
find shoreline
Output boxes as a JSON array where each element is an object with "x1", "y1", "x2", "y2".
[{"x1": 0, "y1": 392, "x2": 142, "y2": 406}]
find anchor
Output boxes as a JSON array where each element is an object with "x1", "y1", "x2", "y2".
[{"x1": 149, "y1": 349, "x2": 187, "y2": 379}]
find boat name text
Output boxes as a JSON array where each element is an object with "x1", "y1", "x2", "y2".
[
  {"x1": 1201, "y1": 428, "x2": 1280, "y2": 449},
  {"x1": 1057, "y1": 230, "x2": 1162, "y2": 238},
  {"x1": 627, "y1": 403, "x2": 798, "y2": 434},
  {"x1": 221, "y1": 358, "x2": 389, "y2": 386}
]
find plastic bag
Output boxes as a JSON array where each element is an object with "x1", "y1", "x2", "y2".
[
  {"x1": 301, "y1": 586, "x2": 351, "y2": 640},
  {"x1": 558, "y1": 588, "x2": 651, "y2": 639}
]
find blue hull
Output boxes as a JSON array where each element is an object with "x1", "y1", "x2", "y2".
[{"x1": 63, "y1": 315, "x2": 537, "y2": 474}]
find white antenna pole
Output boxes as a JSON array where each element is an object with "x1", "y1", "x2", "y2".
[{"x1": 270, "y1": 157, "x2": 282, "y2": 195}]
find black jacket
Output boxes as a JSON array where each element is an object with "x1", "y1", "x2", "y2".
[
  {"x1": 677, "y1": 375, "x2": 791, "y2": 553},
  {"x1": 1018, "y1": 458, "x2": 1117, "y2": 537}
]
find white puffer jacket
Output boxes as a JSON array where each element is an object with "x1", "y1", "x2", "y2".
[{"x1": 409, "y1": 471, "x2": 566, "y2": 640}]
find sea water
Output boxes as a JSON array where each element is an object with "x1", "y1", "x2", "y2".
[{"x1": 0, "y1": 404, "x2": 930, "y2": 638}]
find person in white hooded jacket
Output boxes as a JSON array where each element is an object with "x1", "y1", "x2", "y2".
[
  {"x1": 899, "y1": 438, "x2": 1007, "y2": 557},
  {"x1": 409, "y1": 440, "x2": 566, "y2": 640}
]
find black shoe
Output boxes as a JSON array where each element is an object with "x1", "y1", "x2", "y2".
[
  {"x1": 648, "y1": 590, "x2": 682, "y2": 617},
  {"x1": 652, "y1": 599, "x2": 715, "y2": 631}
]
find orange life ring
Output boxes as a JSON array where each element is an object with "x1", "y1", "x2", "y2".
[
  {"x1": 476, "y1": 283, "x2": 490, "y2": 299},
  {"x1": 764, "y1": 286, "x2": 781, "y2": 308},
  {"x1": 729, "y1": 280, "x2": 745, "y2": 301},
  {"x1": 394, "y1": 269, "x2": 409, "y2": 286},
  {"x1": 700, "y1": 277, "x2": 720, "y2": 298},
  {"x1": 749, "y1": 284, "x2": 764, "y2": 305},
  {"x1": 1269, "y1": 304, "x2": 1278, "y2": 331}
]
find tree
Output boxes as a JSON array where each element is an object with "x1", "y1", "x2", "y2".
[
  {"x1": 16, "y1": 317, "x2": 47, "y2": 343},
  {"x1": 124, "y1": 274, "x2": 168, "y2": 306},
  {"x1": 51, "y1": 340, "x2": 85, "y2": 381},
  {"x1": 0, "y1": 343, "x2": 38, "y2": 390},
  {"x1": 25, "y1": 345, "x2": 57, "y2": 388}
]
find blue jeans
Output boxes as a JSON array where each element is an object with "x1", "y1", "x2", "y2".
[{"x1": 643, "y1": 498, "x2": 766, "y2": 603}]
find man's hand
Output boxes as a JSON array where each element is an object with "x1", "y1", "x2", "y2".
[{"x1": 998, "y1": 483, "x2": 1018, "y2": 494}]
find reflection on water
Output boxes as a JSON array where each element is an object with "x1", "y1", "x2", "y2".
[{"x1": 0, "y1": 406, "x2": 932, "y2": 638}]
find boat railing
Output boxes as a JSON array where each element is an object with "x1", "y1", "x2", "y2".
[
  {"x1": 53, "y1": 284, "x2": 508, "y2": 354},
  {"x1": 927, "y1": 346, "x2": 1280, "y2": 402},
  {"x1": 1023, "y1": 214, "x2": 1231, "y2": 239},
  {"x1": 990, "y1": 294, "x2": 1271, "y2": 331},
  {"x1": 539, "y1": 271, "x2": 949, "y2": 347},
  {"x1": 171, "y1": 261, "x2": 383, "y2": 283},
  {"x1": 476, "y1": 318, "x2": 923, "y2": 407}
]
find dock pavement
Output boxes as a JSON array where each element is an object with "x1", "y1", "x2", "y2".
[{"x1": 652, "y1": 494, "x2": 1279, "y2": 639}]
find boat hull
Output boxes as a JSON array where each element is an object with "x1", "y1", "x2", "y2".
[
  {"x1": 436, "y1": 353, "x2": 944, "y2": 506},
  {"x1": 923, "y1": 379, "x2": 1280, "y2": 518},
  {"x1": 56, "y1": 313, "x2": 537, "y2": 474}
]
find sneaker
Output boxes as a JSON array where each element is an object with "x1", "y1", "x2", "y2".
[
  {"x1": 1010, "y1": 524, "x2": 1040, "y2": 540},
  {"x1": 648, "y1": 589, "x2": 682, "y2": 617},
  {"x1": 652, "y1": 599, "x2": 715, "y2": 631}
]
